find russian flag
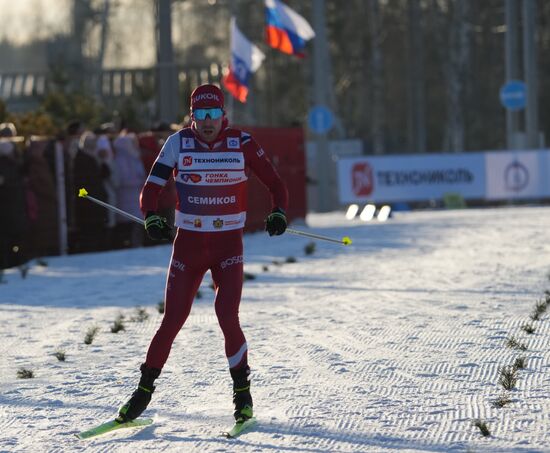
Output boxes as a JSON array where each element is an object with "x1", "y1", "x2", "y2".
[
  {"x1": 265, "y1": 0, "x2": 315, "y2": 57},
  {"x1": 223, "y1": 17, "x2": 265, "y2": 103}
]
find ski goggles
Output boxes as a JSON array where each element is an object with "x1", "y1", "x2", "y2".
[
  {"x1": 182, "y1": 173, "x2": 202, "y2": 183},
  {"x1": 192, "y1": 108, "x2": 224, "y2": 120}
]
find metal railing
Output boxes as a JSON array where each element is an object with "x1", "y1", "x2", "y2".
[{"x1": 0, "y1": 63, "x2": 226, "y2": 105}]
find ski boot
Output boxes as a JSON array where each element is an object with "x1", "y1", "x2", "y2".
[
  {"x1": 230, "y1": 366, "x2": 253, "y2": 422},
  {"x1": 117, "y1": 363, "x2": 161, "y2": 422}
]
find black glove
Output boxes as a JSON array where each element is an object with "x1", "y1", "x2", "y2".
[
  {"x1": 265, "y1": 208, "x2": 287, "y2": 236},
  {"x1": 144, "y1": 212, "x2": 172, "y2": 241}
]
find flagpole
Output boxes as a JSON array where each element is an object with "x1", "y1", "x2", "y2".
[
  {"x1": 312, "y1": 0, "x2": 332, "y2": 212},
  {"x1": 228, "y1": 87, "x2": 235, "y2": 122},
  {"x1": 267, "y1": 49, "x2": 274, "y2": 125},
  {"x1": 265, "y1": 1, "x2": 274, "y2": 125},
  {"x1": 228, "y1": 1, "x2": 236, "y2": 122}
]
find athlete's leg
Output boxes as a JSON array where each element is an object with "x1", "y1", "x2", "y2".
[
  {"x1": 211, "y1": 255, "x2": 247, "y2": 370},
  {"x1": 210, "y1": 231, "x2": 253, "y2": 420},
  {"x1": 145, "y1": 244, "x2": 205, "y2": 370},
  {"x1": 119, "y1": 257, "x2": 202, "y2": 423}
]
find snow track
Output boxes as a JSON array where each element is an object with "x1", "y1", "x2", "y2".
[{"x1": 1, "y1": 207, "x2": 550, "y2": 452}]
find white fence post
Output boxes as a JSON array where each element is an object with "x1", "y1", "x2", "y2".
[{"x1": 55, "y1": 141, "x2": 68, "y2": 255}]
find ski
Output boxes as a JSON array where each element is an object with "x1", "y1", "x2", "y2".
[
  {"x1": 76, "y1": 417, "x2": 153, "y2": 440},
  {"x1": 221, "y1": 417, "x2": 257, "y2": 439}
]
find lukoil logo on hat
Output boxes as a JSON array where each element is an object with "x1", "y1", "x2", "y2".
[
  {"x1": 194, "y1": 93, "x2": 219, "y2": 102},
  {"x1": 190, "y1": 84, "x2": 224, "y2": 109}
]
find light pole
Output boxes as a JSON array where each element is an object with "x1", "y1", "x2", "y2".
[
  {"x1": 312, "y1": 0, "x2": 331, "y2": 212},
  {"x1": 522, "y1": 0, "x2": 539, "y2": 149},
  {"x1": 505, "y1": 0, "x2": 519, "y2": 149},
  {"x1": 156, "y1": 0, "x2": 179, "y2": 122}
]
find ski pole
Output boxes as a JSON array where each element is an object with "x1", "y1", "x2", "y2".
[
  {"x1": 79, "y1": 188, "x2": 352, "y2": 245},
  {"x1": 286, "y1": 228, "x2": 352, "y2": 246},
  {"x1": 78, "y1": 188, "x2": 145, "y2": 226}
]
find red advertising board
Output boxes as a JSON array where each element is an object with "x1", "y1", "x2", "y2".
[{"x1": 240, "y1": 126, "x2": 307, "y2": 232}]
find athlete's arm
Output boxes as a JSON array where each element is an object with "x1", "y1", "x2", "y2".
[
  {"x1": 243, "y1": 133, "x2": 288, "y2": 211},
  {"x1": 140, "y1": 132, "x2": 179, "y2": 215}
]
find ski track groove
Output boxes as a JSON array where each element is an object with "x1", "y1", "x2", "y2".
[
  {"x1": 3, "y1": 208, "x2": 550, "y2": 451},
  {"x1": 269, "y1": 285, "x2": 550, "y2": 452}
]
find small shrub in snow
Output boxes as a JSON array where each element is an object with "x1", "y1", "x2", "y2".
[
  {"x1": 262, "y1": 265, "x2": 269, "y2": 272},
  {"x1": 285, "y1": 256, "x2": 297, "y2": 263},
  {"x1": 473, "y1": 419, "x2": 490, "y2": 437},
  {"x1": 492, "y1": 394, "x2": 512, "y2": 408},
  {"x1": 195, "y1": 290, "x2": 203, "y2": 299},
  {"x1": 243, "y1": 272, "x2": 256, "y2": 281},
  {"x1": 157, "y1": 301, "x2": 165, "y2": 314},
  {"x1": 131, "y1": 307, "x2": 149, "y2": 322},
  {"x1": 54, "y1": 351, "x2": 66, "y2": 362},
  {"x1": 304, "y1": 241, "x2": 316, "y2": 255},
  {"x1": 17, "y1": 368, "x2": 34, "y2": 379},
  {"x1": 536, "y1": 297, "x2": 548, "y2": 310},
  {"x1": 537, "y1": 296, "x2": 548, "y2": 310},
  {"x1": 84, "y1": 326, "x2": 100, "y2": 345},
  {"x1": 498, "y1": 366, "x2": 518, "y2": 390},
  {"x1": 20, "y1": 264, "x2": 29, "y2": 279},
  {"x1": 530, "y1": 299, "x2": 547, "y2": 321},
  {"x1": 513, "y1": 356, "x2": 527, "y2": 370},
  {"x1": 521, "y1": 323, "x2": 535, "y2": 334},
  {"x1": 506, "y1": 336, "x2": 527, "y2": 351},
  {"x1": 111, "y1": 315, "x2": 125, "y2": 333}
]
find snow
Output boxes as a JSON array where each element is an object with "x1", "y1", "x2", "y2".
[{"x1": 2, "y1": 206, "x2": 550, "y2": 452}]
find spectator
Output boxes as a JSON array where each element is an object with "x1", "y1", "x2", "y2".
[
  {"x1": 26, "y1": 139, "x2": 56, "y2": 260},
  {"x1": 63, "y1": 120, "x2": 85, "y2": 242},
  {"x1": 113, "y1": 133, "x2": 146, "y2": 248},
  {"x1": 73, "y1": 132, "x2": 108, "y2": 253},
  {"x1": 95, "y1": 123, "x2": 119, "y2": 246},
  {"x1": 0, "y1": 122, "x2": 17, "y2": 138},
  {"x1": 0, "y1": 127, "x2": 29, "y2": 281},
  {"x1": 138, "y1": 122, "x2": 178, "y2": 242}
]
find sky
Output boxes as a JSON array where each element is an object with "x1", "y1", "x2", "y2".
[
  {"x1": 0, "y1": 0, "x2": 71, "y2": 45},
  {"x1": 0, "y1": 0, "x2": 233, "y2": 70},
  {"x1": 0, "y1": 0, "x2": 157, "y2": 68}
]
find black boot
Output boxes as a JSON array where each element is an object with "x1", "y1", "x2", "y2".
[
  {"x1": 230, "y1": 366, "x2": 253, "y2": 422},
  {"x1": 118, "y1": 363, "x2": 161, "y2": 422}
]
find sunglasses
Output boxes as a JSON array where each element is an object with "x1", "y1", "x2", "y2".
[
  {"x1": 182, "y1": 173, "x2": 202, "y2": 183},
  {"x1": 193, "y1": 108, "x2": 224, "y2": 120}
]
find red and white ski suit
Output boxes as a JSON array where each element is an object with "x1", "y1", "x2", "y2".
[{"x1": 140, "y1": 125, "x2": 288, "y2": 371}]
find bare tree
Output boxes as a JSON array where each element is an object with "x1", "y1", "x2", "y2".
[
  {"x1": 407, "y1": 0, "x2": 426, "y2": 153},
  {"x1": 445, "y1": 0, "x2": 471, "y2": 152},
  {"x1": 97, "y1": 0, "x2": 110, "y2": 71},
  {"x1": 367, "y1": 0, "x2": 386, "y2": 154}
]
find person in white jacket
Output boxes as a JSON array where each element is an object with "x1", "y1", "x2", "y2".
[
  {"x1": 113, "y1": 133, "x2": 146, "y2": 247},
  {"x1": 95, "y1": 130, "x2": 118, "y2": 245}
]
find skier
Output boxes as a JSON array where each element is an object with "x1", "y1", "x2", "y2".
[{"x1": 118, "y1": 84, "x2": 288, "y2": 426}]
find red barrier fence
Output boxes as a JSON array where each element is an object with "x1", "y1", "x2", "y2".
[
  {"x1": 13, "y1": 126, "x2": 306, "y2": 260},
  {"x1": 240, "y1": 126, "x2": 307, "y2": 232}
]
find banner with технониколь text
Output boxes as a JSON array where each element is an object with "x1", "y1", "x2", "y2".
[{"x1": 338, "y1": 150, "x2": 550, "y2": 204}]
